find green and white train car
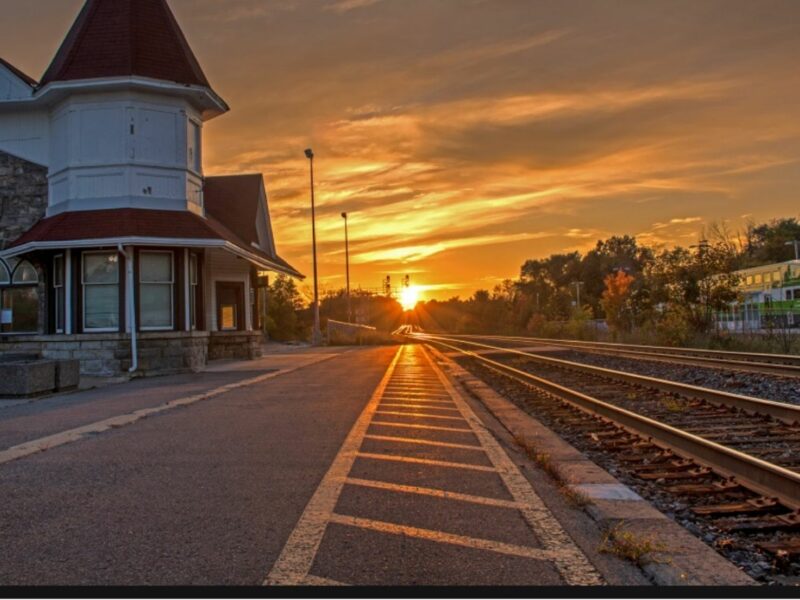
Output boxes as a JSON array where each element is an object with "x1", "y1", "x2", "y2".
[{"x1": 715, "y1": 260, "x2": 800, "y2": 331}]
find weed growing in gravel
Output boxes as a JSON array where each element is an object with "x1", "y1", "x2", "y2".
[
  {"x1": 599, "y1": 521, "x2": 667, "y2": 566},
  {"x1": 513, "y1": 435, "x2": 592, "y2": 507},
  {"x1": 660, "y1": 397, "x2": 687, "y2": 413}
]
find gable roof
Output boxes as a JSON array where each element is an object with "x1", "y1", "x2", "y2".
[
  {"x1": 0, "y1": 58, "x2": 37, "y2": 87},
  {"x1": 39, "y1": 0, "x2": 210, "y2": 89},
  {"x1": 204, "y1": 175, "x2": 263, "y2": 248}
]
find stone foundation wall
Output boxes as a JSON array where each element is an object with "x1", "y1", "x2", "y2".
[
  {"x1": 0, "y1": 331, "x2": 210, "y2": 377},
  {"x1": 208, "y1": 331, "x2": 262, "y2": 360},
  {"x1": 0, "y1": 150, "x2": 48, "y2": 250}
]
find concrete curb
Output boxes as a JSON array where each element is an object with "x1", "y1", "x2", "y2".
[{"x1": 428, "y1": 345, "x2": 755, "y2": 587}]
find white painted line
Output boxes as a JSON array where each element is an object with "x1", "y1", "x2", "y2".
[
  {"x1": 422, "y1": 345, "x2": 604, "y2": 586},
  {"x1": 329, "y1": 513, "x2": 558, "y2": 561},
  {"x1": 264, "y1": 347, "x2": 403, "y2": 586},
  {"x1": 369, "y1": 421, "x2": 474, "y2": 433},
  {"x1": 0, "y1": 352, "x2": 343, "y2": 467},
  {"x1": 356, "y1": 451, "x2": 495, "y2": 472},
  {"x1": 364, "y1": 434, "x2": 484, "y2": 451},
  {"x1": 375, "y1": 410, "x2": 466, "y2": 421},
  {"x1": 345, "y1": 477, "x2": 525, "y2": 509}
]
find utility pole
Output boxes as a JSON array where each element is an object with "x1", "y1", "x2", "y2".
[
  {"x1": 572, "y1": 281, "x2": 584, "y2": 311},
  {"x1": 342, "y1": 212, "x2": 351, "y2": 322},
  {"x1": 305, "y1": 148, "x2": 322, "y2": 345},
  {"x1": 691, "y1": 239, "x2": 711, "y2": 327}
]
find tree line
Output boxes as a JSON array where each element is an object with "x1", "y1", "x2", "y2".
[
  {"x1": 410, "y1": 217, "x2": 800, "y2": 346},
  {"x1": 265, "y1": 217, "x2": 800, "y2": 347}
]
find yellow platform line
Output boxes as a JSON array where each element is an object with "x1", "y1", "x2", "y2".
[
  {"x1": 364, "y1": 433, "x2": 484, "y2": 451},
  {"x1": 375, "y1": 410, "x2": 466, "y2": 421},
  {"x1": 356, "y1": 451, "x2": 495, "y2": 472},
  {"x1": 329, "y1": 514, "x2": 556, "y2": 561},
  {"x1": 369, "y1": 421, "x2": 473, "y2": 433},
  {"x1": 379, "y1": 403, "x2": 460, "y2": 412},
  {"x1": 345, "y1": 477, "x2": 524, "y2": 509}
]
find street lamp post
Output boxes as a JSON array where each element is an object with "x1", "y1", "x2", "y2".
[
  {"x1": 341, "y1": 212, "x2": 351, "y2": 322},
  {"x1": 785, "y1": 240, "x2": 800, "y2": 261},
  {"x1": 305, "y1": 148, "x2": 322, "y2": 346}
]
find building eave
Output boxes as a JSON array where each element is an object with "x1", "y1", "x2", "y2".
[
  {"x1": 0, "y1": 76, "x2": 229, "y2": 119},
  {"x1": 0, "y1": 236, "x2": 303, "y2": 279}
]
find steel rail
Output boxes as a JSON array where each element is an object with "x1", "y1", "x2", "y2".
[
  {"x1": 411, "y1": 333, "x2": 800, "y2": 425},
  {"x1": 420, "y1": 337, "x2": 800, "y2": 511},
  {"x1": 437, "y1": 333, "x2": 800, "y2": 377}
]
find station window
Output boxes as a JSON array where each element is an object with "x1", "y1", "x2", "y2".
[
  {"x1": 188, "y1": 120, "x2": 201, "y2": 173},
  {"x1": 82, "y1": 252, "x2": 119, "y2": 332},
  {"x1": 139, "y1": 251, "x2": 174, "y2": 330},
  {"x1": 0, "y1": 259, "x2": 40, "y2": 334}
]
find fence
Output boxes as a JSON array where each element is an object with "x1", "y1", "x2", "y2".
[{"x1": 327, "y1": 319, "x2": 378, "y2": 345}]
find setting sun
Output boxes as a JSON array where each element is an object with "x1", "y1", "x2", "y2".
[{"x1": 400, "y1": 285, "x2": 421, "y2": 311}]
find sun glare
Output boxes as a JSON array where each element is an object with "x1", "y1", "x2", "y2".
[{"x1": 400, "y1": 285, "x2": 421, "y2": 311}]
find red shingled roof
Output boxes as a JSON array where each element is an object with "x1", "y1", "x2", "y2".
[
  {"x1": 8, "y1": 209, "x2": 218, "y2": 245},
  {"x1": 40, "y1": 0, "x2": 210, "y2": 88},
  {"x1": 7, "y1": 208, "x2": 302, "y2": 278}
]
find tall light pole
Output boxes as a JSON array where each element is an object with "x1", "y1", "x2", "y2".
[
  {"x1": 572, "y1": 281, "x2": 584, "y2": 311},
  {"x1": 305, "y1": 148, "x2": 322, "y2": 345},
  {"x1": 341, "y1": 212, "x2": 351, "y2": 323},
  {"x1": 785, "y1": 240, "x2": 800, "y2": 261}
]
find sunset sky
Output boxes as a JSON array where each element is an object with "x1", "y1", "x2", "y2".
[{"x1": 2, "y1": 0, "x2": 799, "y2": 301}]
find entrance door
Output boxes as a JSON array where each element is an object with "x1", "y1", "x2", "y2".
[{"x1": 216, "y1": 282, "x2": 245, "y2": 331}]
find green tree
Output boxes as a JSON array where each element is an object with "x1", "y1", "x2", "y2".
[{"x1": 266, "y1": 275, "x2": 303, "y2": 341}]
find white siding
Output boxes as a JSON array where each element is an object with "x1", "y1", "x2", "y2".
[
  {"x1": 0, "y1": 64, "x2": 34, "y2": 101},
  {"x1": 44, "y1": 91, "x2": 206, "y2": 215},
  {"x1": 137, "y1": 108, "x2": 178, "y2": 164},
  {"x1": 0, "y1": 111, "x2": 49, "y2": 166},
  {"x1": 79, "y1": 106, "x2": 124, "y2": 163}
]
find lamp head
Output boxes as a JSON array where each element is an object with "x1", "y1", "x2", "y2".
[
  {"x1": 341, "y1": 212, "x2": 347, "y2": 219},
  {"x1": 304, "y1": 148, "x2": 314, "y2": 159}
]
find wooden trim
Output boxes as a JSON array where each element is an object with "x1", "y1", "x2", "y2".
[
  {"x1": 175, "y1": 248, "x2": 185, "y2": 332},
  {"x1": 118, "y1": 250, "x2": 126, "y2": 334},
  {"x1": 72, "y1": 250, "x2": 82, "y2": 334},
  {"x1": 195, "y1": 250, "x2": 205, "y2": 331}
]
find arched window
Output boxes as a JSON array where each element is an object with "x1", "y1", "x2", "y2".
[
  {"x1": 0, "y1": 258, "x2": 40, "y2": 334},
  {"x1": 12, "y1": 261, "x2": 38, "y2": 285}
]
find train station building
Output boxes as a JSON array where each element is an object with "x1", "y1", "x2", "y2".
[{"x1": 0, "y1": 0, "x2": 302, "y2": 376}]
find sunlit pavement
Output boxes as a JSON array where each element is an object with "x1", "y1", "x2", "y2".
[{"x1": 0, "y1": 344, "x2": 640, "y2": 586}]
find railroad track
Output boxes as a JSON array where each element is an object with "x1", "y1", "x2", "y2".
[
  {"x1": 408, "y1": 332, "x2": 800, "y2": 571},
  {"x1": 437, "y1": 333, "x2": 800, "y2": 378}
]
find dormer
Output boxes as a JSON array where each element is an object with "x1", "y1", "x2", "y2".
[
  {"x1": 0, "y1": 0, "x2": 229, "y2": 218},
  {"x1": 0, "y1": 59, "x2": 36, "y2": 101}
]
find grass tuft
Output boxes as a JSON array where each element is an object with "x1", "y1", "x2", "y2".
[
  {"x1": 599, "y1": 522, "x2": 668, "y2": 566},
  {"x1": 660, "y1": 396, "x2": 686, "y2": 413},
  {"x1": 514, "y1": 436, "x2": 592, "y2": 507}
]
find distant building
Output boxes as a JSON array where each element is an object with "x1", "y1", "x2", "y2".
[
  {"x1": 715, "y1": 260, "x2": 800, "y2": 331},
  {"x1": 0, "y1": 0, "x2": 302, "y2": 376}
]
